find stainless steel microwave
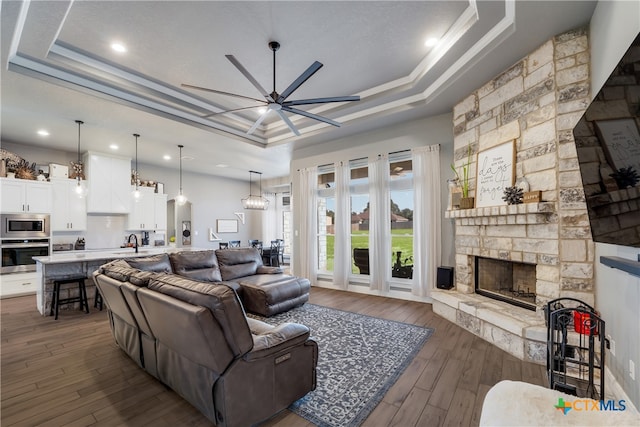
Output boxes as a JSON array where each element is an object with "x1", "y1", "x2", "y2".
[{"x1": 1, "y1": 214, "x2": 51, "y2": 239}]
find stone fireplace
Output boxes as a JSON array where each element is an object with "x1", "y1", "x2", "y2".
[
  {"x1": 432, "y1": 27, "x2": 596, "y2": 364},
  {"x1": 475, "y1": 257, "x2": 537, "y2": 310}
]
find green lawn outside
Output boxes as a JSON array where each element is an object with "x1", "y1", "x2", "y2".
[{"x1": 323, "y1": 230, "x2": 413, "y2": 273}]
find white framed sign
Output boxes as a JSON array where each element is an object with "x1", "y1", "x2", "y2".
[
  {"x1": 216, "y1": 219, "x2": 238, "y2": 233},
  {"x1": 475, "y1": 140, "x2": 515, "y2": 208}
]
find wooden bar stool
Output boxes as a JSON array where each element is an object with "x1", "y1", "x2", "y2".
[
  {"x1": 94, "y1": 287, "x2": 103, "y2": 311},
  {"x1": 50, "y1": 276, "x2": 90, "y2": 320}
]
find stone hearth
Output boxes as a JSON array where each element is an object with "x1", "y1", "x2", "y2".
[{"x1": 434, "y1": 27, "x2": 595, "y2": 364}]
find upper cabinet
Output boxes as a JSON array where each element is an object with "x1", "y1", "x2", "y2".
[
  {"x1": 154, "y1": 193, "x2": 168, "y2": 231},
  {"x1": 0, "y1": 178, "x2": 52, "y2": 213},
  {"x1": 51, "y1": 179, "x2": 87, "y2": 231},
  {"x1": 127, "y1": 188, "x2": 167, "y2": 231},
  {"x1": 84, "y1": 152, "x2": 131, "y2": 214}
]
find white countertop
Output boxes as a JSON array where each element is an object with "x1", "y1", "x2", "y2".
[{"x1": 33, "y1": 246, "x2": 209, "y2": 264}]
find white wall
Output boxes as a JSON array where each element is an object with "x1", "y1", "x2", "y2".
[
  {"x1": 1, "y1": 141, "x2": 265, "y2": 249},
  {"x1": 589, "y1": 0, "x2": 640, "y2": 410},
  {"x1": 290, "y1": 113, "x2": 455, "y2": 279}
]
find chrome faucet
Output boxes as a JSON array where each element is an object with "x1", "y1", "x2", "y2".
[{"x1": 127, "y1": 233, "x2": 139, "y2": 253}]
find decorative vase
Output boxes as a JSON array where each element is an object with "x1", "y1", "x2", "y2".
[
  {"x1": 448, "y1": 179, "x2": 461, "y2": 209},
  {"x1": 460, "y1": 197, "x2": 475, "y2": 209}
]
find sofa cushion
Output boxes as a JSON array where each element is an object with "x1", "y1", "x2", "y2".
[
  {"x1": 125, "y1": 253, "x2": 172, "y2": 272},
  {"x1": 100, "y1": 259, "x2": 135, "y2": 281},
  {"x1": 100, "y1": 259, "x2": 158, "y2": 286},
  {"x1": 147, "y1": 274, "x2": 253, "y2": 356},
  {"x1": 215, "y1": 248, "x2": 263, "y2": 280},
  {"x1": 169, "y1": 250, "x2": 222, "y2": 282}
]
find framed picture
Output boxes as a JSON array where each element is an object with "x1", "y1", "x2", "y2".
[
  {"x1": 217, "y1": 219, "x2": 238, "y2": 233},
  {"x1": 475, "y1": 140, "x2": 515, "y2": 208},
  {"x1": 595, "y1": 119, "x2": 640, "y2": 176}
]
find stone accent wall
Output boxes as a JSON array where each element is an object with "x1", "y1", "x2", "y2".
[{"x1": 450, "y1": 27, "x2": 595, "y2": 311}]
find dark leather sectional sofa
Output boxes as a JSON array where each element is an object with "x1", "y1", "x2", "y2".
[{"x1": 92, "y1": 248, "x2": 317, "y2": 426}]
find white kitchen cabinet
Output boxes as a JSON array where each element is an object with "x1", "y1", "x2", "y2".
[
  {"x1": 84, "y1": 152, "x2": 131, "y2": 214},
  {"x1": 127, "y1": 189, "x2": 167, "y2": 231},
  {"x1": 0, "y1": 178, "x2": 52, "y2": 213},
  {"x1": 154, "y1": 193, "x2": 167, "y2": 230},
  {"x1": 127, "y1": 187, "x2": 154, "y2": 230},
  {"x1": 51, "y1": 179, "x2": 87, "y2": 231},
  {"x1": 0, "y1": 272, "x2": 38, "y2": 298}
]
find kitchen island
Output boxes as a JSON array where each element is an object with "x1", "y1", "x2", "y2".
[{"x1": 33, "y1": 246, "x2": 204, "y2": 316}]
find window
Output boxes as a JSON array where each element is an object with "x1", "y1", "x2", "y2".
[
  {"x1": 350, "y1": 159, "x2": 369, "y2": 275},
  {"x1": 317, "y1": 165, "x2": 335, "y2": 272},
  {"x1": 389, "y1": 153, "x2": 413, "y2": 281}
]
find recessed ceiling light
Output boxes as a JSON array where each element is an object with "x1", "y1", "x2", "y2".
[
  {"x1": 258, "y1": 108, "x2": 267, "y2": 115},
  {"x1": 425, "y1": 37, "x2": 439, "y2": 47},
  {"x1": 109, "y1": 144, "x2": 119, "y2": 150},
  {"x1": 216, "y1": 164, "x2": 229, "y2": 168},
  {"x1": 163, "y1": 155, "x2": 171, "y2": 160},
  {"x1": 111, "y1": 43, "x2": 127, "y2": 53},
  {"x1": 37, "y1": 130, "x2": 49, "y2": 136}
]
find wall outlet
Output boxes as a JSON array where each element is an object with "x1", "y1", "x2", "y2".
[{"x1": 630, "y1": 360, "x2": 636, "y2": 381}]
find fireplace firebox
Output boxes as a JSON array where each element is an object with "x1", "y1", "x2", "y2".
[{"x1": 475, "y1": 257, "x2": 536, "y2": 311}]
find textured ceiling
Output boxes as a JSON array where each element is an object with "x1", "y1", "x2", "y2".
[{"x1": 1, "y1": 1, "x2": 597, "y2": 180}]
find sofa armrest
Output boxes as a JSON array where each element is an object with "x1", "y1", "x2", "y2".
[
  {"x1": 246, "y1": 318, "x2": 310, "y2": 360},
  {"x1": 256, "y1": 266, "x2": 284, "y2": 274}
]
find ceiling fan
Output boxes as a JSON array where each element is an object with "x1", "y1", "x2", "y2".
[{"x1": 182, "y1": 41, "x2": 360, "y2": 136}]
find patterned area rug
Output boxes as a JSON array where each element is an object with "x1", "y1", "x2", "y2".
[{"x1": 251, "y1": 304, "x2": 434, "y2": 427}]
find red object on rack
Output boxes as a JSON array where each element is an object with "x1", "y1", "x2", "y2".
[{"x1": 573, "y1": 310, "x2": 599, "y2": 336}]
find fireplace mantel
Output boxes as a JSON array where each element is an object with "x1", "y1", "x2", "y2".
[{"x1": 445, "y1": 202, "x2": 555, "y2": 220}]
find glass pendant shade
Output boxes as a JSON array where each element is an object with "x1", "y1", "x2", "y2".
[
  {"x1": 73, "y1": 120, "x2": 88, "y2": 198},
  {"x1": 176, "y1": 144, "x2": 187, "y2": 206},
  {"x1": 242, "y1": 171, "x2": 269, "y2": 210},
  {"x1": 132, "y1": 133, "x2": 141, "y2": 200}
]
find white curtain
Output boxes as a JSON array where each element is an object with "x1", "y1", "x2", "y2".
[
  {"x1": 412, "y1": 145, "x2": 441, "y2": 297},
  {"x1": 261, "y1": 192, "x2": 277, "y2": 243},
  {"x1": 297, "y1": 167, "x2": 318, "y2": 281},
  {"x1": 368, "y1": 154, "x2": 391, "y2": 292},
  {"x1": 333, "y1": 161, "x2": 351, "y2": 289}
]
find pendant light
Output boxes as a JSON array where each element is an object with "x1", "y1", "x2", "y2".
[
  {"x1": 242, "y1": 170, "x2": 269, "y2": 210},
  {"x1": 73, "y1": 120, "x2": 88, "y2": 198},
  {"x1": 132, "y1": 133, "x2": 141, "y2": 199},
  {"x1": 176, "y1": 144, "x2": 187, "y2": 206}
]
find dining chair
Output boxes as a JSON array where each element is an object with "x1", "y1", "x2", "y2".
[
  {"x1": 248, "y1": 239, "x2": 259, "y2": 247},
  {"x1": 262, "y1": 240, "x2": 280, "y2": 267},
  {"x1": 276, "y1": 239, "x2": 285, "y2": 265},
  {"x1": 229, "y1": 240, "x2": 241, "y2": 248},
  {"x1": 219, "y1": 242, "x2": 229, "y2": 249}
]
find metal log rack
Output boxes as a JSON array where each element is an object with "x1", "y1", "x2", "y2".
[{"x1": 545, "y1": 297, "x2": 606, "y2": 400}]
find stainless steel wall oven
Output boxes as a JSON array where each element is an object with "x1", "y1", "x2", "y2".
[{"x1": 1, "y1": 214, "x2": 50, "y2": 274}]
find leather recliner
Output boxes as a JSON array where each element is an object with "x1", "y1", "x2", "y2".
[{"x1": 93, "y1": 262, "x2": 317, "y2": 426}]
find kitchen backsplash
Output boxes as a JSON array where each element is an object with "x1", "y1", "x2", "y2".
[
  {"x1": 86, "y1": 215, "x2": 127, "y2": 249},
  {"x1": 51, "y1": 215, "x2": 165, "y2": 250}
]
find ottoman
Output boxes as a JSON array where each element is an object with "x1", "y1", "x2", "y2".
[{"x1": 234, "y1": 274, "x2": 310, "y2": 317}]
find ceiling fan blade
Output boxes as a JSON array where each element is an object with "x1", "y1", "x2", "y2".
[
  {"x1": 247, "y1": 111, "x2": 269, "y2": 135},
  {"x1": 275, "y1": 110, "x2": 301, "y2": 136},
  {"x1": 202, "y1": 105, "x2": 264, "y2": 118},
  {"x1": 276, "y1": 61, "x2": 323, "y2": 103},
  {"x1": 283, "y1": 95, "x2": 360, "y2": 106},
  {"x1": 182, "y1": 84, "x2": 266, "y2": 104},
  {"x1": 283, "y1": 106, "x2": 341, "y2": 127},
  {"x1": 225, "y1": 55, "x2": 272, "y2": 101}
]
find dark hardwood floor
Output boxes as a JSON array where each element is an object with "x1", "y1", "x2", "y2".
[{"x1": 1, "y1": 288, "x2": 546, "y2": 426}]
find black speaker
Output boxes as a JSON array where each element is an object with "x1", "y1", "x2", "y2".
[{"x1": 436, "y1": 267, "x2": 454, "y2": 289}]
